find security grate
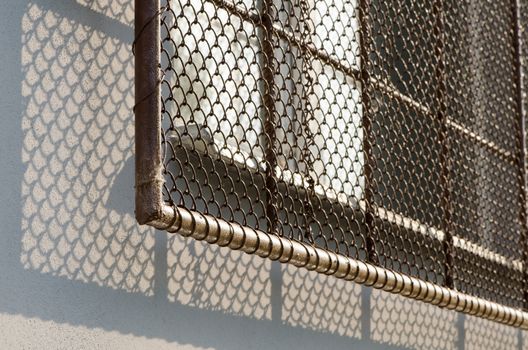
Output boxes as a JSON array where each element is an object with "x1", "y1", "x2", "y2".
[{"x1": 134, "y1": 0, "x2": 528, "y2": 327}]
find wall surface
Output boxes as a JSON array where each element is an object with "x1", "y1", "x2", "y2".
[{"x1": 0, "y1": 0, "x2": 527, "y2": 349}]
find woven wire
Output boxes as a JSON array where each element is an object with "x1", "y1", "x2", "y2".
[{"x1": 159, "y1": 0, "x2": 527, "y2": 309}]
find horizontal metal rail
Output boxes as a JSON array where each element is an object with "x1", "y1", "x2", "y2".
[
  {"x1": 374, "y1": 80, "x2": 517, "y2": 164},
  {"x1": 146, "y1": 204, "x2": 528, "y2": 329},
  {"x1": 445, "y1": 117, "x2": 516, "y2": 163}
]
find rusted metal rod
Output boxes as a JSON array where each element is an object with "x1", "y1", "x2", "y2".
[
  {"x1": 135, "y1": 0, "x2": 164, "y2": 224},
  {"x1": 433, "y1": 0, "x2": 454, "y2": 289},
  {"x1": 359, "y1": 0, "x2": 377, "y2": 264},
  {"x1": 261, "y1": 0, "x2": 279, "y2": 234}
]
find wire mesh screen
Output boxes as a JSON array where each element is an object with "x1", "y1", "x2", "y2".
[{"x1": 143, "y1": 0, "x2": 528, "y2": 317}]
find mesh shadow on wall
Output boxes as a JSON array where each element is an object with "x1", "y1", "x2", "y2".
[
  {"x1": 20, "y1": 0, "x2": 155, "y2": 295},
  {"x1": 15, "y1": 1, "x2": 528, "y2": 349}
]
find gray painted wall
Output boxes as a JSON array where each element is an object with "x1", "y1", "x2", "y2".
[{"x1": 0, "y1": 0, "x2": 525, "y2": 349}]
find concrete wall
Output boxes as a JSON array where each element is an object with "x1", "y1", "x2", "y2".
[{"x1": 0, "y1": 0, "x2": 526, "y2": 349}]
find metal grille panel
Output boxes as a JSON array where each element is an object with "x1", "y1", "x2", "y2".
[{"x1": 135, "y1": 0, "x2": 528, "y2": 327}]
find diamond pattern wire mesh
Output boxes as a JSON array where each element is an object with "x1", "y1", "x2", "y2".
[{"x1": 138, "y1": 0, "x2": 528, "y2": 320}]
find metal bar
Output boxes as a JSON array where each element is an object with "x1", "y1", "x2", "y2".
[
  {"x1": 370, "y1": 78, "x2": 517, "y2": 164},
  {"x1": 261, "y1": 0, "x2": 279, "y2": 234},
  {"x1": 452, "y1": 236, "x2": 523, "y2": 272},
  {"x1": 134, "y1": 0, "x2": 164, "y2": 224},
  {"x1": 146, "y1": 204, "x2": 528, "y2": 329},
  {"x1": 371, "y1": 77, "x2": 431, "y2": 115},
  {"x1": 359, "y1": 0, "x2": 377, "y2": 264},
  {"x1": 445, "y1": 118, "x2": 516, "y2": 163},
  {"x1": 433, "y1": 0, "x2": 454, "y2": 289},
  {"x1": 299, "y1": 0, "x2": 318, "y2": 242},
  {"x1": 271, "y1": 23, "x2": 360, "y2": 80},
  {"x1": 511, "y1": 0, "x2": 528, "y2": 309},
  {"x1": 209, "y1": 0, "x2": 261, "y2": 22},
  {"x1": 373, "y1": 78, "x2": 517, "y2": 164}
]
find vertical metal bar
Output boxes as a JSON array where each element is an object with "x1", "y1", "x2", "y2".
[
  {"x1": 261, "y1": 0, "x2": 278, "y2": 234},
  {"x1": 299, "y1": 0, "x2": 317, "y2": 243},
  {"x1": 434, "y1": 0, "x2": 454, "y2": 289},
  {"x1": 135, "y1": 0, "x2": 163, "y2": 224},
  {"x1": 359, "y1": 0, "x2": 377, "y2": 264},
  {"x1": 511, "y1": 0, "x2": 528, "y2": 309}
]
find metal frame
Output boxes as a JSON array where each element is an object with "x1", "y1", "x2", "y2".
[
  {"x1": 135, "y1": 0, "x2": 164, "y2": 225},
  {"x1": 134, "y1": 0, "x2": 528, "y2": 330}
]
